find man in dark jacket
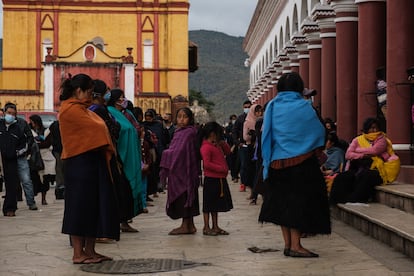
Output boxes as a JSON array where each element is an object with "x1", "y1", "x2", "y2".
[
  {"x1": 9, "y1": 103, "x2": 38, "y2": 210},
  {"x1": 232, "y1": 100, "x2": 251, "y2": 192},
  {"x1": 0, "y1": 103, "x2": 27, "y2": 216}
]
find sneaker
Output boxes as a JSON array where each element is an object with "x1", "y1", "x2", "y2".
[
  {"x1": 29, "y1": 204, "x2": 38, "y2": 211},
  {"x1": 239, "y1": 184, "x2": 246, "y2": 192}
]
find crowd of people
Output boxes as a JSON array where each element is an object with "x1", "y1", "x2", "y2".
[{"x1": 0, "y1": 71, "x2": 400, "y2": 263}]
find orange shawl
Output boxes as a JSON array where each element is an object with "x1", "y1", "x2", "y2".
[{"x1": 59, "y1": 98, "x2": 114, "y2": 162}]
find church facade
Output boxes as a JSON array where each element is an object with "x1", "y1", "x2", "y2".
[{"x1": 0, "y1": 0, "x2": 192, "y2": 116}]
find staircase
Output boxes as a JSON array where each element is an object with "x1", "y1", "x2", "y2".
[{"x1": 331, "y1": 165, "x2": 414, "y2": 259}]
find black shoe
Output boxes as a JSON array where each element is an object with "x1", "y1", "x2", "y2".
[
  {"x1": 55, "y1": 189, "x2": 65, "y2": 200},
  {"x1": 283, "y1": 248, "x2": 290, "y2": 256},
  {"x1": 289, "y1": 250, "x2": 319, "y2": 258}
]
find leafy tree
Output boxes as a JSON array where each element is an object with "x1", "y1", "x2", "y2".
[{"x1": 189, "y1": 89, "x2": 215, "y2": 114}]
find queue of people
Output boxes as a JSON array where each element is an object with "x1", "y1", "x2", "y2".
[{"x1": 0, "y1": 71, "x2": 401, "y2": 263}]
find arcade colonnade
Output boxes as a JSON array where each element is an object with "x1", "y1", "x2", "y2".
[{"x1": 243, "y1": 0, "x2": 414, "y2": 147}]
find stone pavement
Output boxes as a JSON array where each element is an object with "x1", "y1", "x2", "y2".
[{"x1": 1, "y1": 178, "x2": 414, "y2": 276}]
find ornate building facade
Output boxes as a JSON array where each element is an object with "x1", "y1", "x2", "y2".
[
  {"x1": 243, "y1": 0, "x2": 414, "y2": 154},
  {"x1": 0, "y1": 0, "x2": 192, "y2": 116}
]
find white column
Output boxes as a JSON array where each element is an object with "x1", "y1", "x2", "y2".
[
  {"x1": 123, "y1": 64, "x2": 136, "y2": 101},
  {"x1": 43, "y1": 64, "x2": 54, "y2": 110}
]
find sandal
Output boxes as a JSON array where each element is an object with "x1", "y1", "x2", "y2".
[
  {"x1": 214, "y1": 229, "x2": 229, "y2": 235},
  {"x1": 203, "y1": 229, "x2": 218, "y2": 236}
]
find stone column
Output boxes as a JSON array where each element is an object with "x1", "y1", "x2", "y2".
[
  {"x1": 386, "y1": 0, "x2": 414, "y2": 147},
  {"x1": 43, "y1": 48, "x2": 55, "y2": 110},
  {"x1": 356, "y1": 0, "x2": 386, "y2": 131},
  {"x1": 43, "y1": 64, "x2": 54, "y2": 111},
  {"x1": 315, "y1": 5, "x2": 337, "y2": 121},
  {"x1": 124, "y1": 64, "x2": 136, "y2": 102},
  {"x1": 302, "y1": 19, "x2": 322, "y2": 112},
  {"x1": 292, "y1": 35, "x2": 310, "y2": 88},
  {"x1": 331, "y1": 0, "x2": 359, "y2": 142}
]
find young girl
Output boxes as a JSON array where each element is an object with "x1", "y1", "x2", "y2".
[
  {"x1": 200, "y1": 122, "x2": 233, "y2": 236},
  {"x1": 160, "y1": 107, "x2": 201, "y2": 235}
]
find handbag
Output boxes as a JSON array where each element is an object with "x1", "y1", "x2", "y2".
[{"x1": 29, "y1": 143, "x2": 45, "y2": 171}]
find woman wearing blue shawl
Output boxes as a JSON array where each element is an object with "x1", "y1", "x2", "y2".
[{"x1": 259, "y1": 72, "x2": 331, "y2": 258}]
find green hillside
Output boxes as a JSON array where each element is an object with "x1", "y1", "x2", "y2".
[{"x1": 189, "y1": 30, "x2": 250, "y2": 124}]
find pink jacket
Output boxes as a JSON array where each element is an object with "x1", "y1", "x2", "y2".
[
  {"x1": 200, "y1": 140, "x2": 231, "y2": 178},
  {"x1": 346, "y1": 134, "x2": 390, "y2": 161}
]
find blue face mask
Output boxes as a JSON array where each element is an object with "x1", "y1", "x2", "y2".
[
  {"x1": 243, "y1": 108, "x2": 250, "y2": 114},
  {"x1": 103, "y1": 92, "x2": 111, "y2": 102},
  {"x1": 4, "y1": 114, "x2": 16, "y2": 124}
]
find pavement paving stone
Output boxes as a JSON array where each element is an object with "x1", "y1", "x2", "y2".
[{"x1": 1, "y1": 177, "x2": 413, "y2": 276}]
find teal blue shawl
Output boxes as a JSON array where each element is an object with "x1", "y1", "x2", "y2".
[
  {"x1": 108, "y1": 106, "x2": 142, "y2": 215},
  {"x1": 261, "y1": 91, "x2": 325, "y2": 179}
]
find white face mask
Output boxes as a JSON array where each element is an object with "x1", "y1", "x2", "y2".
[
  {"x1": 243, "y1": 108, "x2": 250, "y2": 114},
  {"x1": 231, "y1": 120, "x2": 236, "y2": 124}
]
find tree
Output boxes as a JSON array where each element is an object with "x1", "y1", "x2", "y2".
[{"x1": 189, "y1": 89, "x2": 215, "y2": 114}]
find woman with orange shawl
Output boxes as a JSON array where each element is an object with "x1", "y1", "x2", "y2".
[
  {"x1": 59, "y1": 74, "x2": 119, "y2": 264},
  {"x1": 330, "y1": 117, "x2": 400, "y2": 204}
]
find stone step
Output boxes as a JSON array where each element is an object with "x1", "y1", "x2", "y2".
[
  {"x1": 332, "y1": 203, "x2": 414, "y2": 259},
  {"x1": 396, "y1": 165, "x2": 414, "y2": 184},
  {"x1": 375, "y1": 183, "x2": 414, "y2": 214}
]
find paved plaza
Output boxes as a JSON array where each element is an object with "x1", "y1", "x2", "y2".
[{"x1": 1, "y1": 178, "x2": 414, "y2": 276}]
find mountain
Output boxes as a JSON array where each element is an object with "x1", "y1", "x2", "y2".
[{"x1": 189, "y1": 30, "x2": 250, "y2": 124}]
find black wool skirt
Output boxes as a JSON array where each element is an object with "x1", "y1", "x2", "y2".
[
  {"x1": 167, "y1": 191, "x2": 200, "y2": 220},
  {"x1": 202, "y1": 177, "x2": 233, "y2": 213},
  {"x1": 62, "y1": 151, "x2": 120, "y2": 240},
  {"x1": 259, "y1": 156, "x2": 331, "y2": 235}
]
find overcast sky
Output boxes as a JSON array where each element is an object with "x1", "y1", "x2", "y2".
[
  {"x1": 0, "y1": 1, "x2": 258, "y2": 38},
  {"x1": 189, "y1": 0, "x2": 258, "y2": 37}
]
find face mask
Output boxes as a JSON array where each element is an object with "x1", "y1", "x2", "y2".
[
  {"x1": 103, "y1": 92, "x2": 111, "y2": 102},
  {"x1": 4, "y1": 114, "x2": 16, "y2": 124},
  {"x1": 231, "y1": 120, "x2": 236, "y2": 124},
  {"x1": 243, "y1": 108, "x2": 250, "y2": 114},
  {"x1": 121, "y1": 98, "x2": 129, "y2": 109}
]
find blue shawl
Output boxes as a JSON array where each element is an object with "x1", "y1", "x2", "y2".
[
  {"x1": 261, "y1": 91, "x2": 325, "y2": 179},
  {"x1": 107, "y1": 106, "x2": 142, "y2": 216}
]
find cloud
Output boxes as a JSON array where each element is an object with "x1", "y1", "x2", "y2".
[{"x1": 189, "y1": 0, "x2": 257, "y2": 37}]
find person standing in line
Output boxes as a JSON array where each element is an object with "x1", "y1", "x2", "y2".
[
  {"x1": 9, "y1": 103, "x2": 38, "y2": 210},
  {"x1": 59, "y1": 73, "x2": 119, "y2": 264},
  {"x1": 47, "y1": 120, "x2": 65, "y2": 200},
  {"x1": 243, "y1": 104, "x2": 263, "y2": 201},
  {"x1": 107, "y1": 88, "x2": 143, "y2": 232},
  {"x1": 260, "y1": 72, "x2": 331, "y2": 258},
  {"x1": 29, "y1": 114, "x2": 55, "y2": 205},
  {"x1": 160, "y1": 107, "x2": 201, "y2": 235},
  {"x1": 0, "y1": 103, "x2": 27, "y2": 216},
  {"x1": 232, "y1": 100, "x2": 252, "y2": 192},
  {"x1": 90, "y1": 80, "x2": 137, "y2": 239},
  {"x1": 225, "y1": 114, "x2": 238, "y2": 183},
  {"x1": 163, "y1": 113, "x2": 176, "y2": 146},
  {"x1": 200, "y1": 122, "x2": 233, "y2": 236}
]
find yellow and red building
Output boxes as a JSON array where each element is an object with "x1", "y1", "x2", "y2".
[{"x1": 0, "y1": 0, "x2": 192, "y2": 115}]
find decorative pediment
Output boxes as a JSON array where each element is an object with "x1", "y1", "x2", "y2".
[{"x1": 47, "y1": 41, "x2": 132, "y2": 64}]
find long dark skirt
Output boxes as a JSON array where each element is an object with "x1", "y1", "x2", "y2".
[
  {"x1": 62, "y1": 151, "x2": 120, "y2": 240},
  {"x1": 259, "y1": 157, "x2": 331, "y2": 235},
  {"x1": 167, "y1": 191, "x2": 200, "y2": 220},
  {"x1": 330, "y1": 169, "x2": 382, "y2": 204},
  {"x1": 111, "y1": 156, "x2": 134, "y2": 222},
  {"x1": 202, "y1": 177, "x2": 233, "y2": 213}
]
